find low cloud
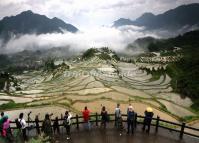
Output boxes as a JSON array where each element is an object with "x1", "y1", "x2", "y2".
[{"x1": 0, "y1": 26, "x2": 159, "y2": 55}]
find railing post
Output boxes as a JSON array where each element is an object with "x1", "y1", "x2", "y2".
[
  {"x1": 156, "y1": 116, "x2": 160, "y2": 133},
  {"x1": 76, "y1": 114, "x2": 79, "y2": 130},
  {"x1": 134, "y1": 113, "x2": 137, "y2": 129},
  {"x1": 96, "y1": 112, "x2": 98, "y2": 126},
  {"x1": 180, "y1": 122, "x2": 185, "y2": 139}
]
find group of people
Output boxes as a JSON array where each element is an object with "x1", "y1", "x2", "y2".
[
  {"x1": 0, "y1": 104, "x2": 154, "y2": 142},
  {"x1": 0, "y1": 112, "x2": 13, "y2": 142},
  {"x1": 81, "y1": 104, "x2": 154, "y2": 135}
]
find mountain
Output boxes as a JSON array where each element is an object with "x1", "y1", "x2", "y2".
[
  {"x1": 113, "y1": 3, "x2": 199, "y2": 31},
  {"x1": 147, "y1": 30, "x2": 199, "y2": 52},
  {"x1": 0, "y1": 10, "x2": 78, "y2": 40},
  {"x1": 112, "y1": 18, "x2": 134, "y2": 28}
]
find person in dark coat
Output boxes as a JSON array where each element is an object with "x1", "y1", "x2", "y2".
[
  {"x1": 53, "y1": 117, "x2": 60, "y2": 134},
  {"x1": 101, "y1": 106, "x2": 108, "y2": 129},
  {"x1": 35, "y1": 115, "x2": 40, "y2": 135},
  {"x1": 42, "y1": 114, "x2": 53, "y2": 138},
  {"x1": 127, "y1": 106, "x2": 135, "y2": 134},
  {"x1": 142, "y1": 107, "x2": 154, "y2": 133}
]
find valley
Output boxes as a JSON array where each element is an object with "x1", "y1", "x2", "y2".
[{"x1": 0, "y1": 49, "x2": 198, "y2": 124}]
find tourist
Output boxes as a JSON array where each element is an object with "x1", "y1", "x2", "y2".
[
  {"x1": 115, "y1": 103, "x2": 121, "y2": 128},
  {"x1": 35, "y1": 114, "x2": 40, "y2": 135},
  {"x1": 127, "y1": 106, "x2": 135, "y2": 134},
  {"x1": 82, "y1": 106, "x2": 91, "y2": 130},
  {"x1": 0, "y1": 112, "x2": 5, "y2": 135},
  {"x1": 63, "y1": 111, "x2": 72, "y2": 140},
  {"x1": 2, "y1": 115, "x2": 13, "y2": 142},
  {"x1": 101, "y1": 106, "x2": 108, "y2": 129},
  {"x1": 42, "y1": 114, "x2": 53, "y2": 141},
  {"x1": 142, "y1": 107, "x2": 154, "y2": 133},
  {"x1": 53, "y1": 116, "x2": 60, "y2": 135},
  {"x1": 18, "y1": 113, "x2": 27, "y2": 141}
]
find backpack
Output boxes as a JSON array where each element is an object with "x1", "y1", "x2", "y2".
[
  {"x1": 63, "y1": 117, "x2": 69, "y2": 127},
  {"x1": 15, "y1": 119, "x2": 22, "y2": 129}
]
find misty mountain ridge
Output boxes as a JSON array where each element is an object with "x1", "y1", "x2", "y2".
[
  {"x1": 126, "y1": 36, "x2": 156, "y2": 52},
  {"x1": 0, "y1": 10, "x2": 78, "y2": 41},
  {"x1": 113, "y1": 3, "x2": 199, "y2": 32}
]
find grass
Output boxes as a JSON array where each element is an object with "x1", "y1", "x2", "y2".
[
  {"x1": 179, "y1": 115, "x2": 199, "y2": 122},
  {"x1": 0, "y1": 101, "x2": 25, "y2": 110}
]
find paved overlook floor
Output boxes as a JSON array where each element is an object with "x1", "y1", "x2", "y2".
[{"x1": 50, "y1": 123, "x2": 199, "y2": 143}]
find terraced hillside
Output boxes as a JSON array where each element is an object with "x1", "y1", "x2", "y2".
[{"x1": 0, "y1": 56, "x2": 198, "y2": 124}]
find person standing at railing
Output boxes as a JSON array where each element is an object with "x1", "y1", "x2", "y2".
[
  {"x1": 1, "y1": 115, "x2": 13, "y2": 142},
  {"x1": 142, "y1": 107, "x2": 154, "y2": 133},
  {"x1": 115, "y1": 103, "x2": 121, "y2": 128},
  {"x1": 115, "y1": 103, "x2": 123, "y2": 136},
  {"x1": 53, "y1": 117, "x2": 60, "y2": 135},
  {"x1": 42, "y1": 114, "x2": 53, "y2": 142},
  {"x1": 35, "y1": 114, "x2": 40, "y2": 135},
  {"x1": 101, "y1": 106, "x2": 108, "y2": 129},
  {"x1": 127, "y1": 106, "x2": 135, "y2": 134},
  {"x1": 63, "y1": 111, "x2": 72, "y2": 140},
  {"x1": 17, "y1": 113, "x2": 27, "y2": 142},
  {"x1": 0, "y1": 112, "x2": 5, "y2": 136},
  {"x1": 82, "y1": 106, "x2": 91, "y2": 130}
]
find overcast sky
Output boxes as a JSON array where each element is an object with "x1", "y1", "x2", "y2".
[{"x1": 0, "y1": 0, "x2": 199, "y2": 29}]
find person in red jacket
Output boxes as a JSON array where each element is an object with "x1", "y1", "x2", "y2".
[{"x1": 82, "y1": 106, "x2": 91, "y2": 130}]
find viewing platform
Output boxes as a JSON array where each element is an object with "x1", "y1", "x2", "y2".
[
  {"x1": 53, "y1": 123, "x2": 199, "y2": 143},
  {"x1": 5, "y1": 114, "x2": 199, "y2": 143}
]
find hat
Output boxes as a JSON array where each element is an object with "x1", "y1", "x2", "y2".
[{"x1": 146, "y1": 107, "x2": 153, "y2": 112}]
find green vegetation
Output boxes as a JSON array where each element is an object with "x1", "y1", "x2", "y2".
[
  {"x1": 82, "y1": 48, "x2": 98, "y2": 59},
  {"x1": 82, "y1": 47, "x2": 120, "y2": 61},
  {"x1": 140, "y1": 67, "x2": 165, "y2": 82},
  {"x1": 44, "y1": 59, "x2": 56, "y2": 71},
  {"x1": 148, "y1": 30, "x2": 199, "y2": 52},
  {"x1": 44, "y1": 59, "x2": 69, "y2": 72},
  {"x1": 0, "y1": 72, "x2": 19, "y2": 91},
  {"x1": 0, "y1": 101, "x2": 26, "y2": 110},
  {"x1": 0, "y1": 55, "x2": 11, "y2": 69}
]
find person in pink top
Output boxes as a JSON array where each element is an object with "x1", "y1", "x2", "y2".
[
  {"x1": 82, "y1": 106, "x2": 91, "y2": 130},
  {"x1": 2, "y1": 115, "x2": 13, "y2": 142}
]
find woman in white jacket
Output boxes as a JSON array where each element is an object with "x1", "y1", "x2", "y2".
[
  {"x1": 63, "y1": 111, "x2": 72, "y2": 140},
  {"x1": 18, "y1": 113, "x2": 27, "y2": 141}
]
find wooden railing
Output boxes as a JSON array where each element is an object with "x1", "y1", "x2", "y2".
[{"x1": 10, "y1": 113, "x2": 199, "y2": 139}]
